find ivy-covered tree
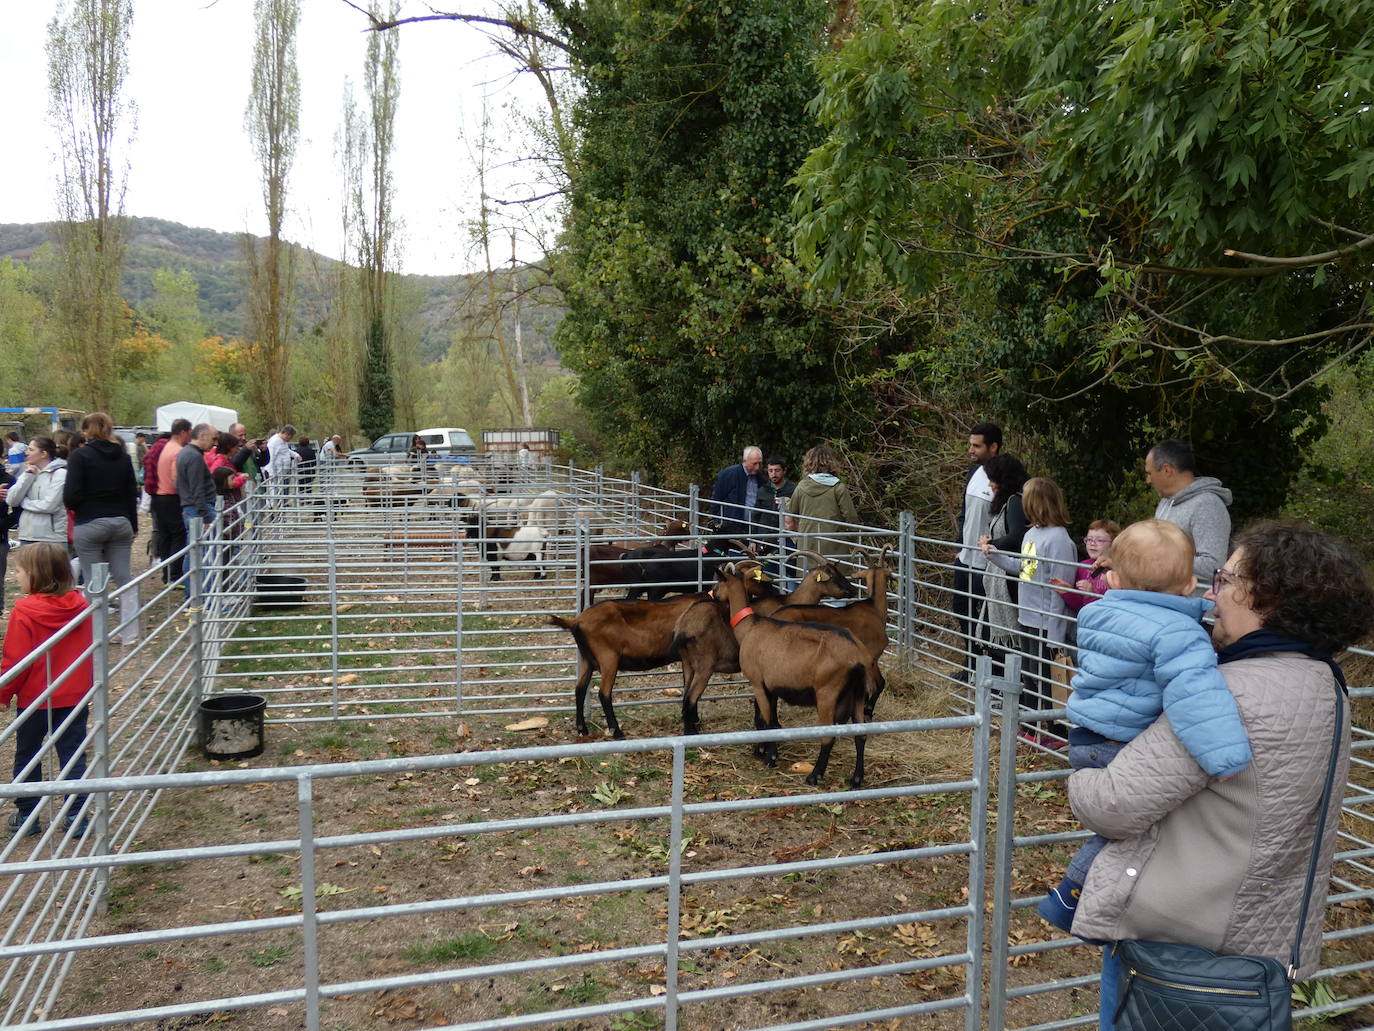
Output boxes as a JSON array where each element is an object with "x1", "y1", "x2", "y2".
[{"x1": 552, "y1": 0, "x2": 860, "y2": 483}]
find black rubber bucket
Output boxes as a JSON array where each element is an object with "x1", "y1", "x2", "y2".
[
  {"x1": 255, "y1": 574, "x2": 306, "y2": 608},
  {"x1": 199, "y1": 693, "x2": 267, "y2": 760}
]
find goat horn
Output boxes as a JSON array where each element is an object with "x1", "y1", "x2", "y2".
[{"x1": 791, "y1": 549, "x2": 831, "y2": 567}]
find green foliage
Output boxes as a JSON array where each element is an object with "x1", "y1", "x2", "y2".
[
  {"x1": 359, "y1": 312, "x2": 395, "y2": 441},
  {"x1": 553, "y1": 0, "x2": 860, "y2": 482},
  {"x1": 790, "y1": 0, "x2": 1361, "y2": 526}
]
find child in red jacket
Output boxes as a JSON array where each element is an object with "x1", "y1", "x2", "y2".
[{"x1": 0, "y1": 543, "x2": 94, "y2": 836}]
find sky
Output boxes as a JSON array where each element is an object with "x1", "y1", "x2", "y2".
[{"x1": 1, "y1": 1, "x2": 556, "y2": 275}]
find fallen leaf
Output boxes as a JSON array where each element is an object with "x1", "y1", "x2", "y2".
[
  {"x1": 649, "y1": 985, "x2": 666, "y2": 996},
  {"x1": 789, "y1": 762, "x2": 814, "y2": 774},
  {"x1": 504, "y1": 716, "x2": 549, "y2": 732}
]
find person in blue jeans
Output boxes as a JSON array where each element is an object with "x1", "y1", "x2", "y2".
[{"x1": 1037, "y1": 519, "x2": 1252, "y2": 931}]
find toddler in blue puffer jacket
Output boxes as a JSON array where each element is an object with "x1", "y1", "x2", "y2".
[{"x1": 1037, "y1": 518, "x2": 1252, "y2": 933}]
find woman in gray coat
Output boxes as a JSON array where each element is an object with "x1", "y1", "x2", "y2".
[{"x1": 1069, "y1": 522, "x2": 1373, "y2": 1028}]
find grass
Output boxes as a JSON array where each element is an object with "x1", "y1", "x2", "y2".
[
  {"x1": 400, "y1": 932, "x2": 499, "y2": 964},
  {"x1": 249, "y1": 946, "x2": 291, "y2": 968}
]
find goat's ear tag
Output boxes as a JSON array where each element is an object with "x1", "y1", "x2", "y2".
[
  {"x1": 750, "y1": 568, "x2": 764, "y2": 580},
  {"x1": 815, "y1": 572, "x2": 828, "y2": 582}
]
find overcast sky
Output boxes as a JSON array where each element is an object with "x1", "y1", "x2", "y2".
[{"x1": 1, "y1": 1, "x2": 555, "y2": 275}]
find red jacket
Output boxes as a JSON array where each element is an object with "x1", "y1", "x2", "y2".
[
  {"x1": 0, "y1": 592, "x2": 94, "y2": 710},
  {"x1": 143, "y1": 437, "x2": 168, "y2": 495},
  {"x1": 205, "y1": 449, "x2": 247, "y2": 491}
]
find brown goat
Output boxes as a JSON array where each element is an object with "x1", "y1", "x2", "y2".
[
  {"x1": 713, "y1": 568, "x2": 878, "y2": 787},
  {"x1": 549, "y1": 592, "x2": 706, "y2": 739},
  {"x1": 670, "y1": 554, "x2": 857, "y2": 735},
  {"x1": 767, "y1": 548, "x2": 893, "y2": 717}
]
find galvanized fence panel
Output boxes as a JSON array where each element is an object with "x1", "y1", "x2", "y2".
[{"x1": 0, "y1": 462, "x2": 1370, "y2": 1029}]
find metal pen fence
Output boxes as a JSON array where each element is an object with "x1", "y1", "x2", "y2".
[{"x1": 0, "y1": 460, "x2": 1369, "y2": 1029}]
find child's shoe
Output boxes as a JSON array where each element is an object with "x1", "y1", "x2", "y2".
[{"x1": 1036, "y1": 875, "x2": 1082, "y2": 932}]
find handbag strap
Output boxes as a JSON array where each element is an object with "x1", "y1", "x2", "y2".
[{"x1": 1287, "y1": 673, "x2": 1345, "y2": 979}]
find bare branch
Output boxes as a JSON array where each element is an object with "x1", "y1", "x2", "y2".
[
  {"x1": 1201, "y1": 323, "x2": 1374, "y2": 347},
  {"x1": 342, "y1": 3, "x2": 573, "y2": 54},
  {"x1": 495, "y1": 188, "x2": 567, "y2": 206},
  {"x1": 1223, "y1": 229, "x2": 1374, "y2": 267}
]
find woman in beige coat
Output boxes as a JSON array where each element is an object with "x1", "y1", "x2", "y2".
[{"x1": 1069, "y1": 522, "x2": 1373, "y2": 1028}]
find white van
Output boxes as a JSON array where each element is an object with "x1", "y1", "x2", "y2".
[{"x1": 415, "y1": 427, "x2": 478, "y2": 461}]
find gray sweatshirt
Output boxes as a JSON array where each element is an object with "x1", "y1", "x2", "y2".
[
  {"x1": 1154, "y1": 476, "x2": 1232, "y2": 584},
  {"x1": 986, "y1": 524, "x2": 1078, "y2": 647}
]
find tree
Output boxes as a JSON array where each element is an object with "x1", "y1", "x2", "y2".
[
  {"x1": 244, "y1": 0, "x2": 301, "y2": 429},
  {"x1": 550, "y1": 0, "x2": 857, "y2": 483},
  {"x1": 790, "y1": 0, "x2": 1369, "y2": 522},
  {"x1": 347, "y1": 1, "x2": 402, "y2": 442},
  {"x1": 46, "y1": 0, "x2": 133, "y2": 415}
]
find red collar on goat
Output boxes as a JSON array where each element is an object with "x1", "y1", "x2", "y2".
[{"x1": 729, "y1": 606, "x2": 755, "y2": 628}]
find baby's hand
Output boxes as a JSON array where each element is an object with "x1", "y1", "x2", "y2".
[
  {"x1": 1047, "y1": 577, "x2": 1071, "y2": 589},
  {"x1": 1075, "y1": 578, "x2": 1093, "y2": 592}
]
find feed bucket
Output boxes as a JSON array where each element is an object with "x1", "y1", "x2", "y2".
[{"x1": 199, "y1": 693, "x2": 267, "y2": 760}]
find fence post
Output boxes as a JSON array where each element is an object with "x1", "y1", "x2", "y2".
[
  {"x1": 326, "y1": 495, "x2": 340, "y2": 721},
  {"x1": 455, "y1": 524, "x2": 465, "y2": 716},
  {"x1": 576, "y1": 522, "x2": 590, "y2": 614},
  {"x1": 964, "y1": 652, "x2": 997, "y2": 1031},
  {"x1": 898, "y1": 512, "x2": 915, "y2": 670},
  {"x1": 987, "y1": 653, "x2": 1023, "y2": 1031},
  {"x1": 630, "y1": 470, "x2": 642, "y2": 532},
  {"x1": 664, "y1": 742, "x2": 686, "y2": 1031},
  {"x1": 297, "y1": 774, "x2": 322, "y2": 1031},
  {"x1": 595, "y1": 465, "x2": 604, "y2": 509},
  {"x1": 87, "y1": 562, "x2": 112, "y2": 910},
  {"x1": 187, "y1": 516, "x2": 206, "y2": 711},
  {"x1": 687, "y1": 484, "x2": 700, "y2": 536}
]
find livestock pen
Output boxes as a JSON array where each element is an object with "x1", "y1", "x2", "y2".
[{"x1": 0, "y1": 461, "x2": 1370, "y2": 1030}]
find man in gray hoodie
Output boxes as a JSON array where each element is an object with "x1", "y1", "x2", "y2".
[{"x1": 1145, "y1": 439, "x2": 1232, "y2": 586}]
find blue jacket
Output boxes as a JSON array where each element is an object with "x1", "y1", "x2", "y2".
[
  {"x1": 1067, "y1": 589, "x2": 1252, "y2": 778},
  {"x1": 710, "y1": 463, "x2": 764, "y2": 539}
]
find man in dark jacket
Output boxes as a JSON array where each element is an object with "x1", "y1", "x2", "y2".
[
  {"x1": 952, "y1": 421, "x2": 1001, "y2": 680},
  {"x1": 710, "y1": 446, "x2": 764, "y2": 542}
]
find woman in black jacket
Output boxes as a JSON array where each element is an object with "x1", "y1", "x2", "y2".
[
  {"x1": 977, "y1": 453, "x2": 1029, "y2": 667},
  {"x1": 63, "y1": 412, "x2": 140, "y2": 645}
]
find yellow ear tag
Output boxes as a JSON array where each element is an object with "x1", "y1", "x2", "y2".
[
  {"x1": 750, "y1": 568, "x2": 764, "y2": 581},
  {"x1": 815, "y1": 572, "x2": 828, "y2": 582}
]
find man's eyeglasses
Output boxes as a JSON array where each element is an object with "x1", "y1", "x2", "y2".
[{"x1": 1211, "y1": 567, "x2": 1248, "y2": 593}]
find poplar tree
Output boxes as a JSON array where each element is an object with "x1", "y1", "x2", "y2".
[
  {"x1": 244, "y1": 0, "x2": 300, "y2": 430},
  {"x1": 46, "y1": 0, "x2": 133, "y2": 414},
  {"x1": 349, "y1": 1, "x2": 401, "y2": 442}
]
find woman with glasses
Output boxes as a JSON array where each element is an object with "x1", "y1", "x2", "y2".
[{"x1": 1068, "y1": 522, "x2": 1372, "y2": 1028}]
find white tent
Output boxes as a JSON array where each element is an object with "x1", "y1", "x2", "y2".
[{"x1": 155, "y1": 401, "x2": 239, "y2": 433}]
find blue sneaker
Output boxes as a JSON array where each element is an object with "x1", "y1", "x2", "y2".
[
  {"x1": 1036, "y1": 877, "x2": 1081, "y2": 932},
  {"x1": 64, "y1": 812, "x2": 90, "y2": 836},
  {"x1": 7, "y1": 811, "x2": 41, "y2": 837}
]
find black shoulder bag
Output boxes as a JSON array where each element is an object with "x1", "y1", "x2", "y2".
[{"x1": 1112, "y1": 674, "x2": 1344, "y2": 1031}]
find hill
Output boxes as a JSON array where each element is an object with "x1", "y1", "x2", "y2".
[{"x1": 0, "y1": 217, "x2": 563, "y2": 366}]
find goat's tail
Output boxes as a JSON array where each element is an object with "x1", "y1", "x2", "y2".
[
  {"x1": 549, "y1": 615, "x2": 595, "y2": 668},
  {"x1": 843, "y1": 664, "x2": 868, "y2": 717},
  {"x1": 548, "y1": 614, "x2": 575, "y2": 631},
  {"x1": 668, "y1": 631, "x2": 695, "y2": 660}
]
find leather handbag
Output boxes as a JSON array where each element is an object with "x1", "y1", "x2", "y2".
[{"x1": 1112, "y1": 674, "x2": 1344, "y2": 1031}]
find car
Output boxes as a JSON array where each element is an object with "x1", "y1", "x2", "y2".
[
  {"x1": 348, "y1": 432, "x2": 415, "y2": 465},
  {"x1": 414, "y1": 427, "x2": 478, "y2": 461}
]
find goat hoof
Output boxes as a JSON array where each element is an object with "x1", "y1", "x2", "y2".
[
  {"x1": 612, "y1": 729, "x2": 626, "y2": 741},
  {"x1": 763, "y1": 757, "x2": 777, "y2": 768},
  {"x1": 849, "y1": 777, "x2": 864, "y2": 789},
  {"x1": 804, "y1": 772, "x2": 820, "y2": 786}
]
